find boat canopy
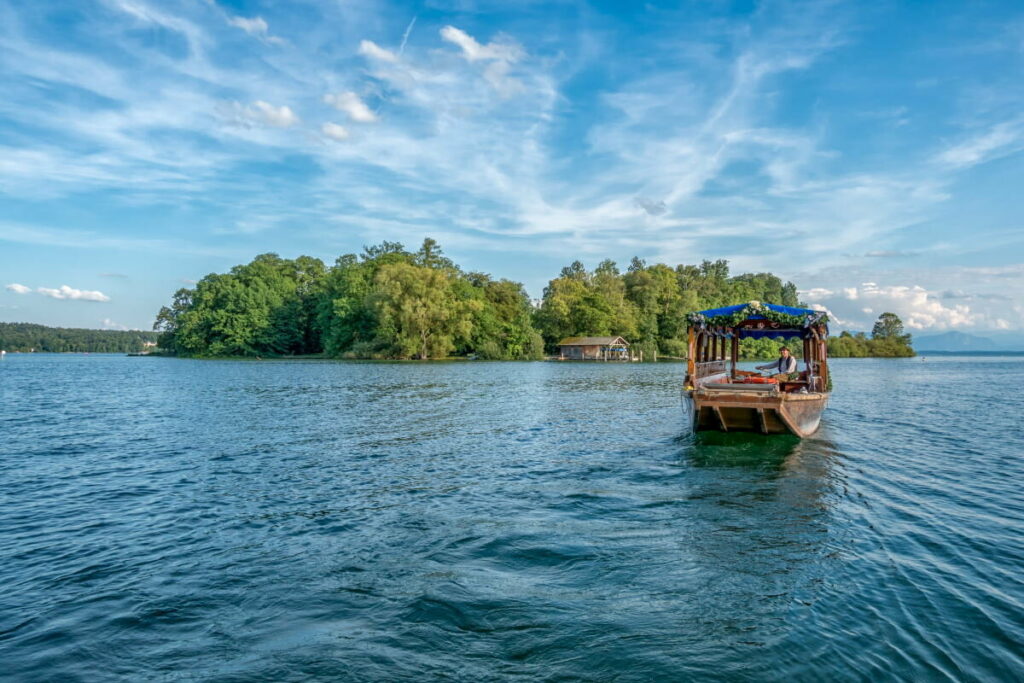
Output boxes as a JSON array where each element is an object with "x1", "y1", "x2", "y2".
[{"x1": 688, "y1": 302, "x2": 828, "y2": 339}]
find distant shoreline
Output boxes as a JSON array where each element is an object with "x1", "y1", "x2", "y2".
[{"x1": 916, "y1": 350, "x2": 1024, "y2": 356}]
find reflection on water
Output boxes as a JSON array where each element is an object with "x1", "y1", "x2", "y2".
[
  {"x1": 684, "y1": 430, "x2": 802, "y2": 470},
  {"x1": 672, "y1": 428, "x2": 841, "y2": 659},
  {"x1": 1, "y1": 355, "x2": 1023, "y2": 680}
]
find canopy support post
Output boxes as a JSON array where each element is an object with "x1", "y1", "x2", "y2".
[
  {"x1": 731, "y1": 334, "x2": 739, "y2": 378},
  {"x1": 687, "y1": 327, "x2": 695, "y2": 384}
]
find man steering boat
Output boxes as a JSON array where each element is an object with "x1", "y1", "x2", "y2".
[{"x1": 756, "y1": 346, "x2": 798, "y2": 380}]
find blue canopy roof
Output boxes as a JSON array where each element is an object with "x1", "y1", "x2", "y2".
[
  {"x1": 693, "y1": 303, "x2": 820, "y2": 318},
  {"x1": 735, "y1": 329, "x2": 806, "y2": 340},
  {"x1": 689, "y1": 302, "x2": 828, "y2": 339}
]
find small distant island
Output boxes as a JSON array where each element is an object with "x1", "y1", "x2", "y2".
[{"x1": 151, "y1": 238, "x2": 915, "y2": 360}]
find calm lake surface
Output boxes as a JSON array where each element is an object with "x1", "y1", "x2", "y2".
[{"x1": 1, "y1": 355, "x2": 1022, "y2": 681}]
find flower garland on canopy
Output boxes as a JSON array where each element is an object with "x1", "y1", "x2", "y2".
[{"x1": 686, "y1": 301, "x2": 828, "y2": 330}]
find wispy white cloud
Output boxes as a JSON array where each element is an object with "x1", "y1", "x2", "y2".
[
  {"x1": 101, "y1": 317, "x2": 130, "y2": 330},
  {"x1": 37, "y1": 285, "x2": 111, "y2": 302},
  {"x1": 323, "y1": 92, "x2": 377, "y2": 123},
  {"x1": 235, "y1": 100, "x2": 299, "y2": 128},
  {"x1": 5, "y1": 283, "x2": 31, "y2": 294},
  {"x1": 865, "y1": 250, "x2": 917, "y2": 258},
  {"x1": 0, "y1": 221, "x2": 247, "y2": 258},
  {"x1": 440, "y1": 25, "x2": 523, "y2": 63},
  {"x1": 958, "y1": 263, "x2": 1024, "y2": 278},
  {"x1": 358, "y1": 39, "x2": 398, "y2": 63},
  {"x1": 936, "y1": 119, "x2": 1024, "y2": 168},
  {"x1": 2, "y1": 0, "x2": 1023, "y2": 332},
  {"x1": 228, "y1": 15, "x2": 267, "y2": 35},
  {"x1": 227, "y1": 15, "x2": 284, "y2": 44},
  {"x1": 103, "y1": 0, "x2": 206, "y2": 56},
  {"x1": 213, "y1": 214, "x2": 283, "y2": 235},
  {"x1": 439, "y1": 25, "x2": 524, "y2": 95},
  {"x1": 321, "y1": 122, "x2": 350, "y2": 141}
]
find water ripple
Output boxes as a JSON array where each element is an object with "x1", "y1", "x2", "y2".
[{"x1": 1, "y1": 355, "x2": 1022, "y2": 680}]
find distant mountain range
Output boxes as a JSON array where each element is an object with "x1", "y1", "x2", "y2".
[{"x1": 914, "y1": 331, "x2": 1023, "y2": 353}]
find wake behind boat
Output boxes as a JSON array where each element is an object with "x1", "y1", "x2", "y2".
[{"x1": 684, "y1": 302, "x2": 831, "y2": 437}]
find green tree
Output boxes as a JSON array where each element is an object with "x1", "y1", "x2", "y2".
[
  {"x1": 317, "y1": 254, "x2": 378, "y2": 355},
  {"x1": 154, "y1": 288, "x2": 193, "y2": 350},
  {"x1": 371, "y1": 262, "x2": 480, "y2": 359},
  {"x1": 414, "y1": 237, "x2": 456, "y2": 271},
  {"x1": 153, "y1": 253, "x2": 328, "y2": 357},
  {"x1": 872, "y1": 312, "x2": 911, "y2": 344},
  {"x1": 827, "y1": 325, "x2": 914, "y2": 357},
  {"x1": 362, "y1": 240, "x2": 407, "y2": 261},
  {"x1": 464, "y1": 274, "x2": 544, "y2": 360},
  {"x1": 535, "y1": 275, "x2": 590, "y2": 346}
]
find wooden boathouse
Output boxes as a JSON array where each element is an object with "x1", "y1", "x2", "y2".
[{"x1": 557, "y1": 336, "x2": 631, "y2": 361}]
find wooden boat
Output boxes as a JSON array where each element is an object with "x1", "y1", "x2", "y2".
[{"x1": 683, "y1": 302, "x2": 830, "y2": 437}]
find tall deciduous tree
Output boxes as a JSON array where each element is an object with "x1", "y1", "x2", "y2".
[
  {"x1": 872, "y1": 312, "x2": 909, "y2": 341},
  {"x1": 371, "y1": 262, "x2": 480, "y2": 359}
]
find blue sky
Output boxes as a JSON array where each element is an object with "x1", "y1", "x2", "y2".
[{"x1": 1, "y1": 0, "x2": 1023, "y2": 334}]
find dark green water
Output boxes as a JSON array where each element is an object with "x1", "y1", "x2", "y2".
[{"x1": 1, "y1": 355, "x2": 1022, "y2": 681}]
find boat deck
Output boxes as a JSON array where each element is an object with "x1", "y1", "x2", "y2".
[{"x1": 688, "y1": 382, "x2": 828, "y2": 437}]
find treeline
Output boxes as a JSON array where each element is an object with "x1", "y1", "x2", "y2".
[
  {"x1": 156, "y1": 240, "x2": 543, "y2": 360},
  {"x1": 827, "y1": 335, "x2": 915, "y2": 358},
  {"x1": 738, "y1": 311, "x2": 915, "y2": 359},
  {"x1": 154, "y1": 238, "x2": 802, "y2": 359},
  {"x1": 536, "y1": 257, "x2": 799, "y2": 360},
  {"x1": 827, "y1": 312, "x2": 915, "y2": 357},
  {"x1": 738, "y1": 332, "x2": 915, "y2": 360},
  {"x1": 0, "y1": 322, "x2": 157, "y2": 353}
]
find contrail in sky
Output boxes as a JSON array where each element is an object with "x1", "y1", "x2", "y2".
[{"x1": 398, "y1": 16, "x2": 417, "y2": 56}]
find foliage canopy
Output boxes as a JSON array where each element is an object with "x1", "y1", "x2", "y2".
[
  {"x1": 152, "y1": 239, "x2": 913, "y2": 360},
  {"x1": 156, "y1": 239, "x2": 543, "y2": 360}
]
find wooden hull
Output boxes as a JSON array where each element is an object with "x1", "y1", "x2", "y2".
[{"x1": 685, "y1": 388, "x2": 828, "y2": 437}]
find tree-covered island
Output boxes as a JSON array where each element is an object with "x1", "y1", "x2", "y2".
[{"x1": 153, "y1": 238, "x2": 914, "y2": 360}]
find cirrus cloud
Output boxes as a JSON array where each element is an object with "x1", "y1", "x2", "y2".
[
  {"x1": 321, "y1": 122, "x2": 350, "y2": 141},
  {"x1": 439, "y1": 25, "x2": 525, "y2": 96},
  {"x1": 358, "y1": 39, "x2": 398, "y2": 63},
  {"x1": 227, "y1": 15, "x2": 284, "y2": 45},
  {"x1": 440, "y1": 25, "x2": 522, "y2": 63},
  {"x1": 323, "y1": 92, "x2": 377, "y2": 123},
  {"x1": 224, "y1": 101, "x2": 299, "y2": 129}
]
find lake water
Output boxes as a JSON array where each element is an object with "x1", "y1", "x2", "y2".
[{"x1": 1, "y1": 354, "x2": 1022, "y2": 681}]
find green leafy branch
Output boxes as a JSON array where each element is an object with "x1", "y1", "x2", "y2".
[{"x1": 687, "y1": 301, "x2": 828, "y2": 330}]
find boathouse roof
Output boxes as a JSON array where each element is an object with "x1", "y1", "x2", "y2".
[{"x1": 557, "y1": 336, "x2": 630, "y2": 347}]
